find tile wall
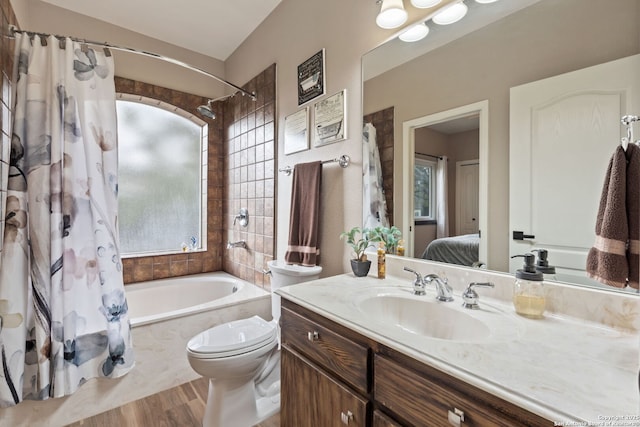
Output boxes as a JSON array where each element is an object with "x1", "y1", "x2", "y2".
[
  {"x1": 223, "y1": 64, "x2": 277, "y2": 288},
  {"x1": 364, "y1": 107, "x2": 394, "y2": 224}
]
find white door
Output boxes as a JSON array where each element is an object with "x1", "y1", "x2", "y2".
[
  {"x1": 509, "y1": 54, "x2": 640, "y2": 280},
  {"x1": 456, "y1": 160, "x2": 479, "y2": 235}
]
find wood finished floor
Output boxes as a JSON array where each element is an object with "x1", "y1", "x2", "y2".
[{"x1": 65, "y1": 376, "x2": 280, "y2": 427}]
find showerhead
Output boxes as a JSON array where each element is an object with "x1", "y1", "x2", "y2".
[
  {"x1": 196, "y1": 91, "x2": 242, "y2": 120},
  {"x1": 197, "y1": 103, "x2": 215, "y2": 120}
]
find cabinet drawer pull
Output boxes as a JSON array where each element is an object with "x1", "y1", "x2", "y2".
[
  {"x1": 340, "y1": 410, "x2": 354, "y2": 425},
  {"x1": 447, "y1": 407, "x2": 465, "y2": 426},
  {"x1": 307, "y1": 331, "x2": 319, "y2": 341}
]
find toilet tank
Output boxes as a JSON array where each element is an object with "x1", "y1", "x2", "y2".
[{"x1": 268, "y1": 260, "x2": 322, "y2": 322}]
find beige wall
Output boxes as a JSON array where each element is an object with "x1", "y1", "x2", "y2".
[
  {"x1": 224, "y1": 0, "x2": 434, "y2": 276},
  {"x1": 364, "y1": 0, "x2": 640, "y2": 271}
]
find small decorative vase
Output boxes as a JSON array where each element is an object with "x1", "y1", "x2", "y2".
[{"x1": 350, "y1": 260, "x2": 372, "y2": 277}]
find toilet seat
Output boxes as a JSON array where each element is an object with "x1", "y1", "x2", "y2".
[{"x1": 187, "y1": 316, "x2": 277, "y2": 359}]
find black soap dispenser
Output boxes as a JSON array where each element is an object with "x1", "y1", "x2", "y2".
[
  {"x1": 532, "y1": 249, "x2": 556, "y2": 281},
  {"x1": 511, "y1": 253, "x2": 545, "y2": 319}
]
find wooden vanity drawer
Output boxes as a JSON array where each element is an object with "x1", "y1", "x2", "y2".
[
  {"x1": 374, "y1": 354, "x2": 551, "y2": 427},
  {"x1": 281, "y1": 306, "x2": 369, "y2": 394}
]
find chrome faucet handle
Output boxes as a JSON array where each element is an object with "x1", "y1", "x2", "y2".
[
  {"x1": 233, "y1": 208, "x2": 249, "y2": 227},
  {"x1": 403, "y1": 267, "x2": 425, "y2": 296},
  {"x1": 424, "y1": 274, "x2": 454, "y2": 302},
  {"x1": 462, "y1": 282, "x2": 495, "y2": 309}
]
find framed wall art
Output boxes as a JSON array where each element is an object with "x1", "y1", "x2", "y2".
[
  {"x1": 297, "y1": 49, "x2": 325, "y2": 106},
  {"x1": 284, "y1": 107, "x2": 309, "y2": 155},
  {"x1": 313, "y1": 89, "x2": 346, "y2": 147}
]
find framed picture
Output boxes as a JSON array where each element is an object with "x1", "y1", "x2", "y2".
[
  {"x1": 313, "y1": 89, "x2": 346, "y2": 147},
  {"x1": 284, "y1": 107, "x2": 309, "y2": 155},
  {"x1": 298, "y1": 49, "x2": 325, "y2": 106}
]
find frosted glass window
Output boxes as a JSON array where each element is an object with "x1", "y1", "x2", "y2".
[{"x1": 116, "y1": 99, "x2": 206, "y2": 255}]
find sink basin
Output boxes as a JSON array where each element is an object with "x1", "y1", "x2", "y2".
[{"x1": 357, "y1": 294, "x2": 491, "y2": 342}]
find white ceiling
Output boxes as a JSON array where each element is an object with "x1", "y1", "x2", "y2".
[{"x1": 39, "y1": 0, "x2": 282, "y2": 60}]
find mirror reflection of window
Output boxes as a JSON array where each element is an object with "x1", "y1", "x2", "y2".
[
  {"x1": 414, "y1": 158, "x2": 436, "y2": 221},
  {"x1": 116, "y1": 98, "x2": 207, "y2": 256}
]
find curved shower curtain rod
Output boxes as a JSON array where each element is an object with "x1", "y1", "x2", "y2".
[{"x1": 7, "y1": 25, "x2": 257, "y2": 101}]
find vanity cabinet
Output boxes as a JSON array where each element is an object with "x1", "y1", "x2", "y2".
[
  {"x1": 280, "y1": 304, "x2": 371, "y2": 426},
  {"x1": 280, "y1": 300, "x2": 552, "y2": 427}
]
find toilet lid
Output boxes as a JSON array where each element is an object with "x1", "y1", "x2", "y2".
[{"x1": 187, "y1": 316, "x2": 277, "y2": 358}]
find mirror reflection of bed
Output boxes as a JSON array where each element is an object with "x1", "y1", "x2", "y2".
[{"x1": 413, "y1": 115, "x2": 480, "y2": 266}]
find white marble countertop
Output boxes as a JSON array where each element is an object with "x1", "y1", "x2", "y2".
[{"x1": 277, "y1": 273, "x2": 639, "y2": 424}]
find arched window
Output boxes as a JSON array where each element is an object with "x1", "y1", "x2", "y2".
[{"x1": 116, "y1": 94, "x2": 207, "y2": 256}]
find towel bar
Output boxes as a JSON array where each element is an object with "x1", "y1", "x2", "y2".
[{"x1": 278, "y1": 154, "x2": 350, "y2": 176}]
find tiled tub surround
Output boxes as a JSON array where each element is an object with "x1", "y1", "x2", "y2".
[
  {"x1": 277, "y1": 255, "x2": 639, "y2": 423},
  {"x1": 0, "y1": 273, "x2": 270, "y2": 427},
  {"x1": 223, "y1": 64, "x2": 277, "y2": 288}
]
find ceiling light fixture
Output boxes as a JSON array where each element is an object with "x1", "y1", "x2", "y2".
[
  {"x1": 376, "y1": 0, "x2": 408, "y2": 29},
  {"x1": 432, "y1": 1, "x2": 468, "y2": 25},
  {"x1": 475, "y1": 0, "x2": 499, "y2": 3},
  {"x1": 410, "y1": 0, "x2": 442, "y2": 8},
  {"x1": 399, "y1": 22, "x2": 430, "y2": 42}
]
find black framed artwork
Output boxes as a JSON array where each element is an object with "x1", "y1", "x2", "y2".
[{"x1": 297, "y1": 49, "x2": 325, "y2": 106}]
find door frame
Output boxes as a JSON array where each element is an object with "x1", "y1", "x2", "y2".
[{"x1": 401, "y1": 100, "x2": 489, "y2": 262}]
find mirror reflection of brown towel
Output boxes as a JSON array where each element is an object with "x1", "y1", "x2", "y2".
[
  {"x1": 284, "y1": 161, "x2": 322, "y2": 267},
  {"x1": 587, "y1": 144, "x2": 640, "y2": 289},
  {"x1": 626, "y1": 144, "x2": 640, "y2": 289}
]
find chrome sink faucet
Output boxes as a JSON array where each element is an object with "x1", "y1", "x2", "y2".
[
  {"x1": 404, "y1": 267, "x2": 454, "y2": 302},
  {"x1": 461, "y1": 282, "x2": 494, "y2": 309}
]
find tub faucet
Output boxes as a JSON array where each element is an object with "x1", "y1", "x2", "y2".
[
  {"x1": 403, "y1": 267, "x2": 454, "y2": 302},
  {"x1": 226, "y1": 240, "x2": 247, "y2": 249}
]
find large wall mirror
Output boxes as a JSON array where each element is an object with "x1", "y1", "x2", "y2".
[{"x1": 362, "y1": 0, "x2": 640, "y2": 294}]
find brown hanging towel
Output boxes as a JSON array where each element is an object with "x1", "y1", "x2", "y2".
[
  {"x1": 284, "y1": 161, "x2": 322, "y2": 266},
  {"x1": 625, "y1": 144, "x2": 640, "y2": 289},
  {"x1": 586, "y1": 145, "x2": 629, "y2": 287}
]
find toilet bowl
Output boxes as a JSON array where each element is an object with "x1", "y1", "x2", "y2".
[{"x1": 186, "y1": 260, "x2": 322, "y2": 427}]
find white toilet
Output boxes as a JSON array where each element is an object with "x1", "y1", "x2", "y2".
[{"x1": 186, "y1": 260, "x2": 322, "y2": 427}]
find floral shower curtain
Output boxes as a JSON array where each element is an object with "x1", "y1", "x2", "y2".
[
  {"x1": 0, "y1": 33, "x2": 134, "y2": 407},
  {"x1": 363, "y1": 122, "x2": 389, "y2": 229}
]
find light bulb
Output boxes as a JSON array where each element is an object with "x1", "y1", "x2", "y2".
[
  {"x1": 432, "y1": 2, "x2": 468, "y2": 25},
  {"x1": 376, "y1": 0, "x2": 408, "y2": 29},
  {"x1": 475, "y1": 0, "x2": 499, "y2": 3},
  {"x1": 410, "y1": 0, "x2": 442, "y2": 8},
  {"x1": 399, "y1": 22, "x2": 429, "y2": 42}
]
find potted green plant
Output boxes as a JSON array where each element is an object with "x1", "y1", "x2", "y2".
[
  {"x1": 371, "y1": 226, "x2": 402, "y2": 254},
  {"x1": 340, "y1": 226, "x2": 374, "y2": 277}
]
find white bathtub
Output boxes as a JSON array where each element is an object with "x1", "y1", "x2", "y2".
[
  {"x1": 3, "y1": 271, "x2": 272, "y2": 427},
  {"x1": 126, "y1": 271, "x2": 268, "y2": 327}
]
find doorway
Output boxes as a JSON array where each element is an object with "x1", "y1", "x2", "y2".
[{"x1": 401, "y1": 100, "x2": 489, "y2": 262}]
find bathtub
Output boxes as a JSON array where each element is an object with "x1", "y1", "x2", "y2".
[
  {"x1": 126, "y1": 271, "x2": 269, "y2": 327},
  {"x1": 0, "y1": 272, "x2": 272, "y2": 427}
]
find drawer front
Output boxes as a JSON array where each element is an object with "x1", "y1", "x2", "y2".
[
  {"x1": 281, "y1": 307, "x2": 369, "y2": 394},
  {"x1": 375, "y1": 354, "x2": 551, "y2": 427}
]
